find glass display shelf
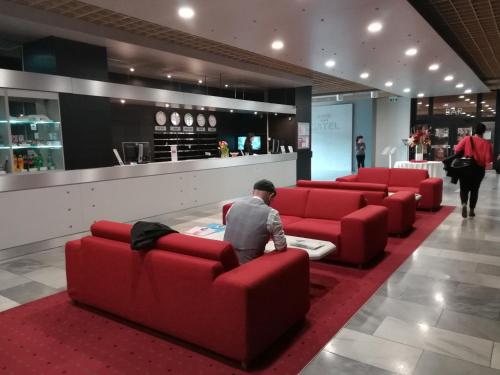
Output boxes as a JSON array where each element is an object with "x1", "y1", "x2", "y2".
[{"x1": 12, "y1": 144, "x2": 63, "y2": 149}]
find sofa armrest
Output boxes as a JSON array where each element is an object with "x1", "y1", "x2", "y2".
[
  {"x1": 419, "y1": 178, "x2": 443, "y2": 210},
  {"x1": 212, "y1": 249, "x2": 309, "y2": 361},
  {"x1": 340, "y1": 205, "x2": 388, "y2": 265},
  {"x1": 383, "y1": 191, "x2": 416, "y2": 234},
  {"x1": 65, "y1": 239, "x2": 83, "y2": 300},
  {"x1": 336, "y1": 174, "x2": 358, "y2": 182},
  {"x1": 222, "y1": 202, "x2": 233, "y2": 225}
]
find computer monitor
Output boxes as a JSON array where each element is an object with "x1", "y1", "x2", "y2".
[
  {"x1": 237, "y1": 136, "x2": 261, "y2": 151},
  {"x1": 122, "y1": 142, "x2": 151, "y2": 164}
]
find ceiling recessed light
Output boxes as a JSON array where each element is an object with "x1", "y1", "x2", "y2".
[
  {"x1": 455, "y1": 82, "x2": 464, "y2": 88},
  {"x1": 254, "y1": 111, "x2": 258, "y2": 115},
  {"x1": 325, "y1": 59, "x2": 336, "y2": 68},
  {"x1": 425, "y1": 104, "x2": 429, "y2": 107},
  {"x1": 444, "y1": 75, "x2": 454, "y2": 81},
  {"x1": 481, "y1": 101, "x2": 486, "y2": 104},
  {"x1": 367, "y1": 21, "x2": 383, "y2": 33},
  {"x1": 385, "y1": 81, "x2": 393, "y2": 87},
  {"x1": 120, "y1": 99, "x2": 126, "y2": 104},
  {"x1": 200, "y1": 107, "x2": 205, "y2": 110},
  {"x1": 271, "y1": 40, "x2": 284, "y2": 50},
  {"x1": 230, "y1": 109, "x2": 234, "y2": 113},
  {"x1": 417, "y1": 102, "x2": 422, "y2": 105},
  {"x1": 129, "y1": 67, "x2": 135, "y2": 72},
  {"x1": 405, "y1": 47, "x2": 418, "y2": 56},
  {"x1": 464, "y1": 88, "x2": 472, "y2": 94},
  {"x1": 165, "y1": 103, "x2": 170, "y2": 108},
  {"x1": 481, "y1": 109, "x2": 484, "y2": 112},
  {"x1": 178, "y1": 6, "x2": 195, "y2": 19},
  {"x1": 403, "y1": 88, "x2": 411, "y2": 93},
  {"x1": 428, "y1": 64, "x2": 439, "y2": 71},
  {"x1": 274, "y1": 113, "x2": 278, "y2": 116},
  {"x1": 465, "y1": 98, "x2": 470, "y2": 101},
  {"x1": 167, "y1": 74, "x2": 172, "y2": 79},
  {"x1": 470, "y1": 101, "x2": 475, "y2": 104},
  {"x1": 459, "y1": 95, "x2": 464, "y2": 98},
  {"x1": 360, "y1": 72, "x2": 370, "y2": 79},
  {"x1": 417, "y1": 93, "x2": 424, "y2": 97},
  {"x1": 224, "y1": 84, "x2": 229, "y2": 88},
  {"x1": 198, "y1": 79, "x2": 203, "y2": 84},
  {"x1": 444, "y1": 103, "x2": 449, "y2": 107}
]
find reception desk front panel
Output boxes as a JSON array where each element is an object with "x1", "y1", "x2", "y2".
[{"x1": 0, "y1": 153, "x2": 296, "y2": 254}]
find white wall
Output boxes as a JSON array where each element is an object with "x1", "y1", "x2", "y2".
[{"x1": 374, "y1": 97, "x2": 411, "y2": 167}]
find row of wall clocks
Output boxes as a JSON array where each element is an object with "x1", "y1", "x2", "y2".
[{"x1": 155, "y1": 110, "x2": 217, "y2": 127}]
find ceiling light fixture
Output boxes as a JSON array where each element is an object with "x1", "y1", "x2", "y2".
[
  {"x1": 325, "y1": 59, "x2": 336, "y2": 68},
  {"x1": 120, "y1": 99, "x2": 126, "y2": 104},
  {"x1": 444, "y1": 75, "x2": 454, "y2": 81},
  {"x1": 200, "y1": 107, "x2": 205, "y2": 110},
  {"x1": 405, "y1": 47, "x2": 418, "y2": 56},
  {"x1": 403, "y1": 88, "x2": 411, "y2": 93},
  {"x1": 230, "y1": 109, "x2": 234, "y2": 113},
  {"x1": 481, "y1": 101, "x2": 486, "y2": 104},
  {"x1": 224, "y1": 84, "x2": 229, "y2": 88},
  {"x1": 360, "y1": 72, "x2": 370, "y2": 79},
  {"x1": 470, "y1": 101, "x2": 475, "y2": 104},
  {"x1": 167, "y1": 74, "x2": 172, "y2": 79},
  {"x1": 198, "y1": 79, "x2": 203, "y2": 84},
  {"x1": 271, "y1": 40, "x2": 284, "y2": 50},
  {"x1": 417, "y1": 93, "x2": 424, "y2": 97},
  {"x1": 459, "y1": 95, "x2": 464, "y2": 98},
  {"x1": 129, "y1": 67, "x2": 135, "y2": 72},
  {"x1": 254, "y1": 111, "x2": 258, "y2": 115},
  {"x1": 417, "y1": 102, "x2": 422, "y2": 105},
  {"x1": 455, "y1": 82, "x2": 464, "y2": 88},
  {"x1": 178, "y1": 6, "x2": 195, "y2": 19},
  {"x1": 165, "y1": 103, "x2": 170, "y2": 108},
  {"x1": 367, "y1": 21, "x2": 383, "y2": 33},
  {"x1": 464, "y1": 89, "x2": 472, "y2": 94},
  {"x1": 385, "y1": 81, "x2": 393, "y2": 87},
  {"x1": 465, "y1": 98, "x2": 470, "y2": 101},
  {"x1": 428, "y1": 64, "x2": 439, "y2": 71}
]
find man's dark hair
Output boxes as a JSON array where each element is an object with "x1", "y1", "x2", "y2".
[
  {"x1": 253, "y1": 179, "x2": 276, "y2": 194},
  {"x1": 474, "y1": 123, "x2": 486, "y2": 135},
  {"x1": 355, "y1": 135, "x2": 364, "y2": 142}
]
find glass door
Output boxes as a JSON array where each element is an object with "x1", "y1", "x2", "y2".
[{"x1": 7, "y1": 90, "x2": 64, "y2": 173}]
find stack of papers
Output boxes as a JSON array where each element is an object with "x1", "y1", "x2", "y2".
[
  {"x1": 185, "y1": 226, "x2": 217, "y2": 236},
  {"x1": 288, "y1": 239, "x2": 324, "y2": 251}
]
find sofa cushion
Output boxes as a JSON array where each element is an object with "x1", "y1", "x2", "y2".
[
  {"x1": 357, "y1": 168, "x2": 391, "y2": 184},
  {"x1": 296, "y1": 180, "x2": 341, "y2": 189},
  {"x1": 389, "y1": 186, "x2": 419, "y2": 194},
  {"x1": 336, "y1": 181, "x2": 388, "y2": 193},
  {"x1": 389, "y1": 168, "x2": 428, "y2": 187},
  {"x1": 285, "y1": 219, "x2": 341, "y2": 248},
  {"x1": 91, "y1": 220, "x2": 132, "y2": 243},
  {"x1": 304, "y1": 189, "x2": 364, "y2": 220},
  {"x1": 280, "y1": 215, "x2": 303, "y2": 227},
  {"x1": 271, "y1": 188, "x2": 310, "y2": 217},
  {"x1": 157, "y1": 234, "x2": 239, "y2": 271}
]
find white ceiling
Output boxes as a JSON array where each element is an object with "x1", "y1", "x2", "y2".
[
  {"x1": 0, "y1": 11, "x2": 308, "y2": 90},
  {"x1": 81, "y1": 0, "x2": 490, "y2": 97}
]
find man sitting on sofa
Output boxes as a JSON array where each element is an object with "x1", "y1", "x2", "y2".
[{"x1": 224, "y1": 179, "x2": 287, "y2": 264}]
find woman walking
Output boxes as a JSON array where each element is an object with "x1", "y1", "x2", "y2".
[
  {"x1": 455, "y1": 123, "x2": 493, "y2": 218},
  {"x1": 355, "y1": 135, "x2": 366, "y2": 169}
]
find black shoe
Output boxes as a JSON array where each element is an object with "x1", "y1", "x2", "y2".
[
  {"x1": 469, "y1": 209, "x2": 475, "y2": 217},
  {"x1": 461, "y1": 205, "x2": 467, "y2": 218}
]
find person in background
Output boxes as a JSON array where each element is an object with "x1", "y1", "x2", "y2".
[
  {"x1": 455, "y1": 123, "x2": 494, "y2": 218},
  {"x1": 355, "y1": 135, "x2": 366, "y2": 169},
  {"x1": 224, "y1": 179, "x2": 287, "y2": 264},
  {"x1": 243, "y1": 133, "x2": 255, "y2": 155}
]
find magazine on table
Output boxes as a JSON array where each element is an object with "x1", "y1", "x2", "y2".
[{"x1": 288, "y1": 238, "x2": 324, "y2": 250}]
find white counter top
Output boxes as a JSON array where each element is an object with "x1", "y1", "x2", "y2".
[{"x1": 0, "y1": 153, "x2": 297, "y2": 192}]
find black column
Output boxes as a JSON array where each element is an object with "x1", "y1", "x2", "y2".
[
  {"x1": 495, "y1": 90, "x2": 500, "y2": 157},
  {"x1": 295, "y1": 86, "x2": 312, "y2": 180}
]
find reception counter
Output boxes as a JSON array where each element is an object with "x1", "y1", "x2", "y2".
[{"x1": 0, "y1": 153, "x2": 297, "y2": 254}]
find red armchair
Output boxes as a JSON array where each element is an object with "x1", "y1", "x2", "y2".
[
  {"x1": 337, "y1": 167, "x2": 442, "y2": 210},
  {"x1": 296, "y1": 180, "x2": 416, "y2": 235},
  {"x1": 66, "y1": 221, "x2": 310, "y2": 365}
]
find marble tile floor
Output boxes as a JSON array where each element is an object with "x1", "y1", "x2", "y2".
[
  {"x1": 1, "y1": 173, "x2": 500, "y2": 374},
  {"x1": 301, "y1": 171, "x2": 500, "y2": 374}
]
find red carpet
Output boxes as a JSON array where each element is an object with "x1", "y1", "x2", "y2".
[{"x1": 0, "y1": 206, "x2": 453, "y2": 375}]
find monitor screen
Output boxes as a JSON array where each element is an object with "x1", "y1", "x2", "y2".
[{"x1": 237, "y1": 136, "x2": 261, "y2": 151}]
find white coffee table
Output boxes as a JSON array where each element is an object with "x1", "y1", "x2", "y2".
[
  {"x1": 185, "y1": 226, "x2": 336, "y2": 260},
  {"x1": 388, "y1": 191, "x2": 422, "y2": 201}
]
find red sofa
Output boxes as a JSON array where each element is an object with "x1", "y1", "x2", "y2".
[
  {"x1": 337, "y1": 167, "x2": 443, "y2": 210},
  {"x1": 65, "y1": 220, "x2": 310, "y2": 365},
  {"x1": 223, "y1": 188, "x2": 388, "y2": 266},
  {"x1": 296, "y1": 180, "x2": 416, "y2": 235}
]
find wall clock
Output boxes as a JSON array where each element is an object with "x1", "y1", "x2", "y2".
[
  {"x1": 155, "y1": 110, "x2": 167, "y2": 126},
  {"x1": 196, "y1": 114, "x2": 206, "y2": 127},
  {"x1": 170, "y1": 112, "x2": 181, "y2": 126},
  {"x1": 184, "y1": 113, "x2": 194, "y2": 126},
  {"x1": 208, "y1": 114, "x2": 217, "y2": 127}
]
